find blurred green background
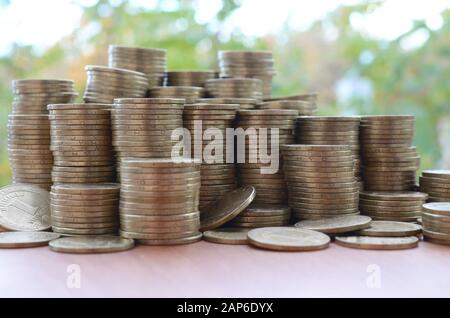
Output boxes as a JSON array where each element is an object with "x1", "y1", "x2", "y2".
[{"x1": 1, "y1": 0, "x2": 450, "y2": 186}]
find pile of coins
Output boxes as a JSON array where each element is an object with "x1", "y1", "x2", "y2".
[
  {"x1": 260, "y1": 100, "x2": 318, "y2": 116},
  {"x1": 198, "y1": 98, "x2": 258, "y2": 110},
  {"x1": 165, "y1": 71, "x2": 216, "y2": 87},
  {"x1": 205, "y1": 78, "x2": 263, "y2": 103},
  {"x1": 225, "y1": 205, "x2": 291, "y2": 228},
  {"x1": 282, "y1": 145, "x2": 359, "y2": 221},
  {"x1": 236, "y1": 109, "x2": 298, "y2": 206},
  {"x1": 48, "y1": 104, "x2": 115, "y2": 184},
  {"x1": 218, "y1": 51, "x2": 275, "y2": 99},
  {"x1": 422, "y1": 203, "x2": 450, "y2": 245},
  {"x1": 119, "y1": 158, "x2": 202, "y2": 245},
  {"x1": 296, "y1": 116, "x2": 361, "y2": 181},
  {"x1": 108, "y1": 45, "x2": 166, "y2": 88},
  {"x1": 149, "y1": 86, "x2": 204, "y2": 103},
  {"x1": 359, "y1": 116, "x2": 418, "y2": 192},
  {"x1": 359, "y1": 191, "x2": 427, "y2": 222},
  {"x1": 50, "y1": 184, "x2": 120, "y2": 236},
  {"x1": 183, "y1": 103, "x2": 238, "y2": 211},
  {"x1": 83, "y1": 65, "x2": 148, "y2": 103},
  {"x1": 420, "y1": 170, "x2": 450, "y2": 202}
]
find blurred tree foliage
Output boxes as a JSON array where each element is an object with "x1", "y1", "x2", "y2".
[{"x1": 1, "y1": 0, "x2": 449, "y2": 186}]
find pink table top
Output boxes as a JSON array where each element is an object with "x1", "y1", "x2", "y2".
[{"x1": 1, "y1": 240, "x2": 450, "y2": 298}]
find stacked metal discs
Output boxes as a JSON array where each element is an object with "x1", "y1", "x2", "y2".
[
  {"x1": 108, "y1": 45, "x2": 166, "y2": 88},
  {"x1": 48, "y1": 103, "x2": 115, "y2": 184},
  {"x1": 183, "y1": 103, "x2": 238, "y2": 211},
  {"x1": 119, "y1": 158, "x2": 202, "y2": 245},
  {"x1": 296, "y1": 116, "x2": 361, "y2": 181},
  {"x1": 422, "y1": 203, "x2": 450, "y2": 245},
  {"x1": 226, "y1": 205, "x2": 291, "y2": 228},
  {"x1": 419, "y1": 170, "x2": 450, "y2": 202},
  {"x1": 266, "y1": 93, "x2": 317, "y2": 104},
  {"x1": 149, "y1": 86, "x2": 204, "y2": 103},
  {"x1": 165, "y1": 71, "x2": 216, "y2": 87},
  {"x1": 260, "y1": 100, "x2": 318, "y2": 116},
  {"x1": 236, "y1": 109, "x2": 298, "y2": 206},
  {"x1": 83, "y1": 65, "x2": 148, "y2": 103},
  {"x1": 360, "y1": 116, "x2": 418, "y2": 192},
  {"x1": 50, "y1": 183, "x2": 120, "y2": 236},
  {"x1": 359, "y1": 191, "x2": 427, "y2": 222},
  {"x1": 198, "y1": 98, "x2": 257, "y2": 110},
  {"x1": 218, "y1": 51, "x2": 275, "y2": 99},
  {"x1": 205, "y1": 78, "x2": 263, "y2": 103},
  {"x1": 282, "y1": 145, "x2": 360, "y2": 221}
]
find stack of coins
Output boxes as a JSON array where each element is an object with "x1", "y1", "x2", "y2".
[
  {"x1": 359, "y1": 191, "x2": 427, "y2": 222},
  {"x1": 296, "y1": 116, "x2": 361, "y2": 181},
  {"x1": 218, "y1": 51, "x2": 275, "y2": 99},
  {"x1": 260, "y1": 100, "x2": 318, "y2": 116},
  {"x1": 11, "y1": 79, "x2": 77, "y2": 114},
  {"x1": 236, "y1": 109, "x2": 298, "y2": 206},
  {"x1": 225, "y1": 205, "x2": 291, "y2": 228},
  {"x1": 360, "y1": 116, "x2": 418, "y2": 192},
  {"x1": 422, "y1": 203, "x2": 450, "y2": 245},
  {"x1": 50, "y1": 184, "x2": 120, "y2": 236},
  {"x1": 282, "y1": 145, "x2": 360, "y2": 221},
  {"x1": 205, "y1": 78, "x2": 263, "y2": 103},
  {"x1": 419, "y1": 170, "x2": 450, "y2": 202},
  {"x1": 183, "y1": 103, "x2": 238, "y2": 210},
  {"x1": 48, "y1": 103, "x2": 115, "y2": 184},
  {"x1": 108, "y1": 45, "x2": 166, "y2": 88},
  {"x1": 149, "y1": 86, "x2": 204, "y2": 103},
  {"x1": 119, "y1": 158, "x2": 202, "y2": 245},
  {"x1": 7, "y1": 114, "x2": 53, "y2": 189},
  {"x1": 198, "y1": 98, "x2": 258, "y2": 110},
  {"x1": 83, "y1": 65, "x2": 148, "y2": 103},
  {"x1": 165, "y1": 71, "x2": 216, "y2": 87},
  {"x1": 265, "y1": 93, "x2": 318, "y2": 104}
]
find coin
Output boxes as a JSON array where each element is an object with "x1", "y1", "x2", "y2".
[
  {"x1": 203, "y1": 228, "x2": 249, "y2": 245},
  {"x1": 49, "y1": 236, "x2": 134, "y2": 254},
  {"x1": 335, "y1": 236, "x2": 419, "y2": 250},
  {"x1": 294, "y1": 215, "x2": 371, "y2": 234},
  {"x1": 357, "y1": 221, "x2": 422, "y2": 237},
  {"x1": 136, "y1": 232, "x2": 203, "y2": 245},
  {"x1": 0, "y1": 232, "x2": 60, "y2": 248}
]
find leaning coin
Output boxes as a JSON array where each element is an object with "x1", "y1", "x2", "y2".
[
  {"x1": 335, "y1": 236, "x2": 419, "y2": 250},
  {"x1": 49, "y1": 235, "x2": 134, "y2": 254},
  {"x1": 295, "y1": 215, "x2": 372, "y2": 234},
  {"x1": 0, "y1": 231, "x2": 60, "y2": 248},
  {"x1": 357, "y1": 221, "x2": 422, "y2": 237},
  {"x1": 203, "y1": 228, "x2": 249, "y2": 245}
]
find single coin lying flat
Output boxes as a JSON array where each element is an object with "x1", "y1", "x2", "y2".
[
  {"x1": 49, "y1": 235, "x2": 134, "y2": 254},
  {"x1": 295, "y1": 215, "x2": 372, "y2": 234},
  {"x1": 203, "y1": 228, "x2": 249, "y2": 245},
  {"x1": 0, "y1": 231, "x2": 60, "y2": 248},
  {"x1": 357, "y1": 221, "x2": 422, "y2": 237},
  {"x1": 335, "y1": 236, "x2": 419, "y2": 250}
]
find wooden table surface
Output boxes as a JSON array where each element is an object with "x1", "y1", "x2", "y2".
[{"x1": 1, "y1": 240, "x2": 450, "y2": 298}]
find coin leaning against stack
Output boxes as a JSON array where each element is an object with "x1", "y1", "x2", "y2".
[
  {"x1": 83, "y1": 65, "x2": 148, "y2": 104},
  {"x1": 282, "y1": 145, "x2": 360, "y2": 221},
  {"x1": 225, "y1": 205, "x2": 291, "y2": 228},
  {"x1": 260, "y1": 100, "x2": 318, "y2": 116},
  {"x1": 205, "y1": 78, "x2": 263, "y2": 103},
  {"x1": 50, "y1": 183, "x2": 120, "y2": 236},
  {"x1": 119, "y1": 158, "x2": 202, "y2": 245},
  {"x1": 149, "y1": 86, "x2": 204, "y2": 104},
  {"x1": 165, "y1": 70, "x2": 216, "y2": 87},
  {"x1": 419, "y1": 170, "x2": 450, "y2": 202},
  {"x1": 48, "y1": 103, "x2": 115, "y2": 184},
  {"x1": 359, "y1": 115, "x2": 418, "y2": 192},
  {"x1": 183, "y1": 103, "x2": 238, "y2": 211},
  {"x1": 108, "y1": 45, "x2": 166, "y2": 88},
  {"x1": 422, "y1": 203, "x2": 450, "y2": 245}
]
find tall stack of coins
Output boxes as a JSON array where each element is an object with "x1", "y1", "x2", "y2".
[
  {"x1": 296, "y1": 116, "x2": 361, "y2": 182},
  {"x1": 236, "y1": 109, "x2": 298, "y2": 206},
  {"x1": 282, "y1": 145, "x2": 359, "y2": 221},
  {"x1": 119, "y1": 158, "x2": 202, "y2": 245},
  {"x1": 225, "y1": 205, "x2": 291, "y2": 228},
  {"x1": 48, "y1": 104, "x2": 115, "y2": 184},
  {"x1": 183, "y1": 103, "x2": 238, "y2": 211},
  {"x1": 359, "y1": 191, "x2": 427, "y2": 222},
  {"x1": 198, "y1": 98, "x2": 258, "y2": 110},
  {"x1": 108, "y1": 45, "x2": 166, "y2": 88},
  {"x1": 422, "y1": 203, "x2": 450, "y2": 245},
  {"x1": 218, "y1": 51, "x2": 275, "y2": 98},
  {"x1": 50, "y1": 184, "x2": 120, "y2": 236},
  {"x1": 83, "y1": 65, "x2": 148, "y2": 103},
  {"x1": 360, "y1": 116, "x2": 418, "y2": 192},
  {"x1": 165, "y1": 71, "x2": 216, "y2": 87},
  {"x1": 149, "y1": 86, "x2": 204, "y2": 103},
  {"x1": 260, "y1": 100, "x2": 318, "y2": 116},
  {"x1": 205, "y1": 78, "x2": 263, "y2": 103},
  {"x1": 420, "y1": 170, "x2": 450, "y2": 202}
]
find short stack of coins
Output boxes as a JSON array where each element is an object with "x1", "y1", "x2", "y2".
[
  {"x1": 422, "y1": 203, "x2": 450, "y2": 245},
  {"x1": 359, "y1": 191, "x2": 427, "y2": 222},
  {"x1": 50, "y1": 183, "x2": 120, "y2": 236},
  {"x1": 205, "y1": 78, "x2": 263, "y2": 103},
  {"x1": 198, "y1": 98, "x2": 258, "y2": 110},
  {"x1": 225, "y1": 205, "x2": 291, "y2": 228},
  {"x1": 236, "y1": 109, "x2": 298, "y2": 206},
  {"x1": 83, "y1": 65, "x2": 148, "y2": 103},
  {"x1": 108, "y1": 45, "x2": 166, "y2": 88},
  {"x1": 218, "y1": 51, "x2": 275, "y2": 99},
  {"x1": 183, "y1": 103, "x2": 238, "y2": 211},
  {"x1": 419, "y1": 170, "x2": 450, "y2": 202},
  {"x1": 282, "y1": 145, "x2": 359, "y2": 221},
  {"x1": 149, "y1": 86, "x2": 204, "y2": 103},
  {"x1": 359, "y1": 115, "x2": 418, "y2": 192},
  {"x1": 165, "y1": 71, "x2": 216, "y2": 87},
  {"x1": 260, "y1": 100, "x2": 318, "y2": 116},
  {"x1": 48, "y1": 103, "x2": 115, "y2": 184},
  {"x1": 296, "y1": 116, "x2": 361, "y2": 182},
  {"x1": 119, "y1": 158, "x2": 202, "y2": 245}
]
